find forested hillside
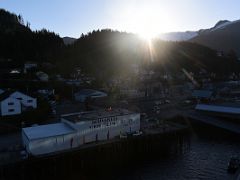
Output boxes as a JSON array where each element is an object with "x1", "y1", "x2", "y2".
[
  {"x1": 1, "y1": 9, "x2": 240, "y2": 81},
  {"x1": 0, "y1": 9, "x2": 64, "y2": 65}
]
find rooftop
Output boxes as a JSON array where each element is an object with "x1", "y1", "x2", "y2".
[
  {"x1": 22, "y1": 123, "x2": 75, "y2": 140},
  {"x1": 196, "y1": 104, "x2": 240, "y2": 115},
  {"x1": 75, "y1": 89, "x2": 106, "y2": 96},
  {"x1": 62, "y1": 108, "x2": 135, "y2": 123},
  {"x1": 192, "y1": 90, "x2": 213, "y2": 98},
  {"x1": 0, "y1": 90, "x2": 15, "y2": 101}
]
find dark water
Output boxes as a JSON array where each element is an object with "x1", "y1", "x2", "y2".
[
  {"x1": 4, "y1": 125, "x2": 240, "y2": 180},
  {"x1": 117, "y1": 133, "x2": 240, "y2": 180}
]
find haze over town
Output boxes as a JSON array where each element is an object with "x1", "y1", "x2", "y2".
[{"x1": 1, "y1": 1, "x2": 240, "y2": 180}]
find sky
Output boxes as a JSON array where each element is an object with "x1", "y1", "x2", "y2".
[{"x1": 1, "y1": 0, "x2": 240, "y2": 38}]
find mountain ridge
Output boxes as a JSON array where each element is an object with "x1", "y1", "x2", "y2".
[{"x1": 160, "y1": 19, "x2": 240, "y2": 56}]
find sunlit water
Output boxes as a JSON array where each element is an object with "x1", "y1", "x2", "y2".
[{"x1": 116, "y1": 133, "x2": 240, "y2": 180}]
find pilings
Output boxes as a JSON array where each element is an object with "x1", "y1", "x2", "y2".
[{"x1": 0, "y1": 127, "x2": 190, "y2": 180}]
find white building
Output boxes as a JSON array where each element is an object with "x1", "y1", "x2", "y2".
[
  {"x1": 74, "y1": 89, "x2": 107, "y2": 102},
  {"x1": 22, "y1": 123, "x2": 76, "y2": 156},
  {"x1": 0, "y1": 96, "x2": 21, "y2": 116},
  {"x1": 0, "y1": 91, "x2": 37, "y2": 116},
  {"x1": 10, "y1": 91, "x2": 37, "y2": 109},
  {"x1": 22, "y1": 108, "x2": 140, "y2": 156}
]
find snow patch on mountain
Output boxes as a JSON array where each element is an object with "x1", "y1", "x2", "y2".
[
  {"x1": 159, "y1": 31, "x2": 198, "y2": 41},
  {"x1": 210, "y1": 20, "x2": 240, "y2": 32}
]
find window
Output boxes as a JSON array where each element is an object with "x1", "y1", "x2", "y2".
[
  {"x1": 8, "y1": 109, "x2": 14, "y2": 112},
  {"x1": 8, "y1": 102, "x2": 14, "y2": 105},
  {"x1": 27, "y1": 100, "x2": 33, "y2": 103},
  {"x1": 17, "y1": 97, "x2": 22, "y2": 100}
]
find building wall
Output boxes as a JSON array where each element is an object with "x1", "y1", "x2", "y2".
[
  {"x1": 27, "y1": 133, "x2": 78, "y2": 155},
  {"x1": 10, "y1": 91, "x2": 37, "y2": 109},
  {"x1": 1, "y1": 97, "x2": 21, "y2": 116},
  {"x1": 63, "y1": 112, "x2": 140, "y2": 143},
  {"x1": 25, "y1": 112, "x2": 140, "y2": 155}
]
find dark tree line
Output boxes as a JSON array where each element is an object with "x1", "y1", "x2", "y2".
[
  {"x1": 0, "y1": 9, "x2": 64, "y2": 65},
  {"x1": 1, "y1": 8, "x2": 240, "y2": 81},
  {"x1": 56, "y1": 30, "x2": 240, "y2": 80}
]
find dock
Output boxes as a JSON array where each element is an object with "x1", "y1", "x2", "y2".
[
  {"x1": 185, "y1": 110, "x2": 240, "y2": 134},
  {"x1": 0, "y1": 120, "x2": 189, "y2": 179}
]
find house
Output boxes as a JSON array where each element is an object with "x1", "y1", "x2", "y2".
[
  {"x1": 74, "y1": 89, "x2": 107, "y2": 102},
  {"x1": 0, "y1": 93, "x2": 21, "y2": 116},
  {"x1": 0, "y1": 91, "x2": 37, "y2": 116},
  {"x1": 22, "y1": 108, "x2": 140, "y2": 156},
  {"x1": 10, "y1": 91, "x2": 37, "y2": 109},
  {"x1": 24, "y1": 62, "x2": 37, "y2": 74}
]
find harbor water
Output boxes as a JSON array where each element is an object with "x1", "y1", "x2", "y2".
[
  {"x1": 1, "y1": 122, "x2": 240, "y2": 180},
  {"x1": 117, "y1": 124, "x2": 240, "y2": 180}
]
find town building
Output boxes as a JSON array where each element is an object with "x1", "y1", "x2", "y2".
[
  {"x1": 195, "y1": 103, "x2": 240, "y2": 119},
  {"x1": 192, "y1": 90, "x2": 213, "y2": 101},
  {"x1": 0, "y1": 95, "x2": 21, "y2": 116},
  {"x1": 22, "y1": 108, "x2": 140, "y2": 156},
  {"x1": 24, "y1": 62, "x2": 37, "y2": 74},
  {"x1": 36, "y1": 71, "x2": 49, "y2": 82},
  {"x1": 74, "y1": 89, "x2": 107, "y2": 102},
  {"x1": 0, "y1": 91, "x2": 37, "y2": 116},
  {"x1": 10, "y1": 91, "x2": 37, "y2": 109}
]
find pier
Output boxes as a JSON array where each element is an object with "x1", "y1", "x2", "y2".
[{"x1": 0, "y1": 120, "x2": 189, "y2": 180}]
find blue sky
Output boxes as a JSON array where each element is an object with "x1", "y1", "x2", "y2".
[{"x1": 1, "y1": 0, "x2": 240, "y2": 38}]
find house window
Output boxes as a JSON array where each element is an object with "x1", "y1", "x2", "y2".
[
  {"x1": 8, "y1": 109, "x2": 14, "y2": 112},
  {"x1": 27, "y1": 100, "x2": 33, "y2": 103},
  {"x1": 8, "y1": 102, "x2": 14, "y2": 105},
  {"x1": 17, "y1": 97, "x2": 22, "y2": 100}
]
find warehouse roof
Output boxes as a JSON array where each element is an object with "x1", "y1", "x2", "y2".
[
  {"x1": 22, "y1": 123, "x2": 75, "y2": 140},
  {"x1": 62, "y1": 108, "x2": 136, "y2": 123},
  {"x1": 195, "y1": 104, "x2": 240, "y2": 115}
]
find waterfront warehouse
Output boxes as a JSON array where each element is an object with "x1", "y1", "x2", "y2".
[{"x1": 22, "y1": 108, "x2": 140, "y2": 156}]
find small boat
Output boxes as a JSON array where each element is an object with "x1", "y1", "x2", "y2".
[{"x1": 228, "y1": 157, "x2": 240, "y2": 173}]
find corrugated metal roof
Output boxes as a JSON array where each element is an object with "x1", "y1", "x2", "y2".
[
  {"x1": 62, "y1": 108, "x2": 135, "y2": 123},
  {"x1": 195, "y1": 104, "x2": 240, "y2": 114},
  {"x1": 22, "y1": 123, "x2": 75, "y2": 140},
  {"x1": 192, "y1": 90, "x2": 213, "y2": 98}
]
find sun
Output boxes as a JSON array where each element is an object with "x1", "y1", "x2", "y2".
[
  {"x1": 118, "y1": 3, "x2": 173, "y2": 41},
  {"x1": 137, "y1": 29, "x2": 158, "y2": 41}
]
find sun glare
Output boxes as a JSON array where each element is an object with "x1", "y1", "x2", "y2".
[
  {"x1": 137, "y1": 29, "x2": 158, "y2": 41},
  {"x1": 118, "y1": 3, "x2": 173, "y2": 41}
]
